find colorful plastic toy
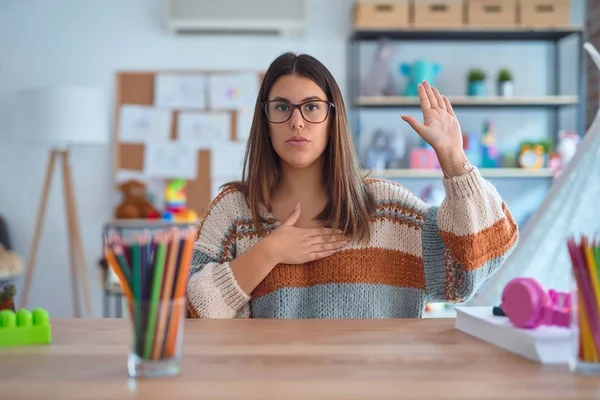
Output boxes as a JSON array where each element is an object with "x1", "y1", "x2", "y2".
[
  {"x1": 162, "y1": 179, "x2": 197, "y2": 222},
  {"x1": 501, "y1": 277, "x2": 571, "y2": 329},
  {"x1": 0, "y1": 308, "x2": 52, "y2": 347}
]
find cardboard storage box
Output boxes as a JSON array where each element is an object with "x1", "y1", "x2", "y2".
[
  {"x1": 413, "y1": 0, "x2": 464, "y2": 29},
  {"x1": 467, "y1": 0, "x2": 517, "y2": 27},
  {"x1": 354, "y1": 1, "x2": 411, "y2": 29},
  {"x1": 518, "y1": 0, "x2": 570, "y2": 27}
]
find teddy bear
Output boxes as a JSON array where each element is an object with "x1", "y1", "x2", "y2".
[
  {"x1": 0, "y1": 245, "x2": 23, "y2": 283},
  {"x1": 114, "y1": 179, "x2": 160, "y2": 219}
]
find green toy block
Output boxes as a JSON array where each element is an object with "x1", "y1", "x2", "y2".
[{"x1": 0, "y1": 308, "x2": 52, "y2": 347}]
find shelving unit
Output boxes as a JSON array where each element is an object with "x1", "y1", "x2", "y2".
[
  {"x1": 364, "y1": 167, "x2": 555, "y2": 179},
  {"x1": 356, "y1": 95, "x2": 579, "y2": 108},
  {"x1": 346, "y1": 27, "x2": 586, "y2": 182},
  {"x1": 347, "y1": 26, "x2": 586, "y2": 319}
]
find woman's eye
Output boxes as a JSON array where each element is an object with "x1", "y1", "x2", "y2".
[
  {"x1": 274, "y1": 103, "x2": 289, "y2": 112},
  {"x1": 303, "y1": 103, "x2": 319, "y2": 112}
]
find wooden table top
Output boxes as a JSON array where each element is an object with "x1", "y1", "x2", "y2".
[{"x1": 1, "y1": 318, "x2": 599, "y2": 400}]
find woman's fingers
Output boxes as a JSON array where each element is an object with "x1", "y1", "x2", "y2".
[
  {"x1": 307, "y1": 240, "x2": 348, "y2": 259},
  {"x1": 309, "y1": 234, "x2": 349, "y2": 246},
  {"x1": 417, "y1": 82, "x2": 431, "y2": 109},
  {"x1": 443, "y1": 95, "x2": 456, "y2": 117},
  {"x1": 432, "y1": 87, "x2": 446, "y2": 111},
  {"x1": 422, "y1": 81, "x2": 438, "y2": 108},
  {"x1": 306, "y1": 227, "x2": 344, "y2": 237},
  {"x1": 308, "y1": 249, "x2": 339, "y2": 261}
]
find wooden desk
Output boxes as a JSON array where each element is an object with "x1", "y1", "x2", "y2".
[{"x1": 1, "y1": 318, "x2": 599, "y2": 399}]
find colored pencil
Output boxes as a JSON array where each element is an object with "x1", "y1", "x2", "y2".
[
  {"x1": 567, "y1": 235, "x2": 600, "y2": 364},
  {"x1": 103, "y1": 225, "x2": 196, "y2": 361},
  {"x1": 163, "y1": 227, "x2": 195, "y2": 358}
]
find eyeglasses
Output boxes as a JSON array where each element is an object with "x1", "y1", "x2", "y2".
[{"x1": 262, "y1": 100, "x2": 334, "y2": 124}]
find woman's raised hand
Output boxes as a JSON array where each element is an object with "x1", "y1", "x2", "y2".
[
  {"x1": 264, "y1": 203, "x2": 349, "y2": 265},
  {"x1": 400, "y1": 81, "x2": 463, "y2": 155}
]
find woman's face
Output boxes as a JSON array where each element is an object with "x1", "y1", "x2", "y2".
[{"x1": 265, "y1": 74, "x2": 331, "y2": 170}]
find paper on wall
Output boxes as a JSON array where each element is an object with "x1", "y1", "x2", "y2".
[
  {"x1": 119, "y1": 105, "x2": 172, "y2": 143},
  {"x1": 177, "y1": 111, "x2": 231, "y2": 148},
  {"x1": 154, "y1": 73, "x2": 207, "y2": 109},
  {"x1": 143, "y1": 140, "x2": 198, "y2": 180},
  {"x1": 211, "y1": 141, "x2": 247, "y2": 179},
  {"x1": 209, "y1": 73, "x2": 259, "y2": 110},
  {"x1": 236, "y1": 110, "x2": 254, "y2": 141}
]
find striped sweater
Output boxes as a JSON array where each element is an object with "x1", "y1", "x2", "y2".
[{"x1": 187, "y1": 168, "x2": 519, "y2": 319}]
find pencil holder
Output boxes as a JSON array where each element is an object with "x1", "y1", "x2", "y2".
[
  {"x1": 128, "y1": 297, "x2": 186, "y2": 379},
  {"x1": 102, "y1": 225, "x2": 196, "y2": 379},
  {"x1": 567, "y1": 235, "x2": 600, "y2": 375}
]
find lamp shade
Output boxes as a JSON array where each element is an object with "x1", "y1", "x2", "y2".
[{"x1": 13, "y1": 86, "x2": 109, "y2": 146}]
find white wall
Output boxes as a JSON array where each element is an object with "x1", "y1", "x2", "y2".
[{"x1": 0, "y1": 0, "x2": 585, "y2": 317}]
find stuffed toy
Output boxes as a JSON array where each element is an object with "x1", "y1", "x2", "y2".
[
  {"x1": 0, "y1": 283, "x2": 16, "y2": 312},
  {"x1": 361, "y1": 39, "x2": 398, "y2": 97},
  {"x1": 0, "y1": 243, "x2": 23, "y2": 283},
  {"x1": 400, "y1": 60, "x2": 441, "y2": 96},
  {"x1": 114, "y1": 179, "x2": 160, "y2": 219}
]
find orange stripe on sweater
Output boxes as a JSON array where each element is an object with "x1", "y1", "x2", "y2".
[
  {"x1": 251, "y1": 248, "x2": 425, "y2": 299},
  {"x1": 439, "y1": 202, "x2": 518, "y2": 272}
]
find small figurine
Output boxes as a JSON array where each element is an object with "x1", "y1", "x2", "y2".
[
  {"x1": 0, "y1": 284, "x2": 16, "y2": 312},
  {"x1": 481, "y1": 119, "x2": 500, "y2": 168},
  {"x1": 163, "y1": 179, "x2": 198, "y2": 222}
]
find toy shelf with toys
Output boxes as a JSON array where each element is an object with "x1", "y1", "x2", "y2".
[
  {"x1": 347, "y1": 19, "x2": 585, "y2": 318},
  {"x1": 114, "y1": 178, "x2": 199, "y2": 224},
  {"x1": 356, "y1": 95, "x2": 579, "y2": 108}
]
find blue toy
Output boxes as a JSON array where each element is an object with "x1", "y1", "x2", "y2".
[{"x1": 400, "y1": 60, "x2": 441, "y2": 96}]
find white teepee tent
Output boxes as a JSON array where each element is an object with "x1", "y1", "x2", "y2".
[{"x1": 468, "y1": 42, "x2": 600, "y2": 306}]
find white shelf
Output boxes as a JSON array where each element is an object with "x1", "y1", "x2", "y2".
[
  {"x1": 355, "y1": 95, "x2": 578, "y2": 108},
  {"x1": 365, "y1": 168, "x2": 555, "y2": 179}
]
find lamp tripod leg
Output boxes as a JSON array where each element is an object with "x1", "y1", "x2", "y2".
[
  {"x1": 20, "y1": 151, "x2": 58, "y2": 310},
  {"x1": 61, "y1": 151, "x2": 93, "y2": 318}
]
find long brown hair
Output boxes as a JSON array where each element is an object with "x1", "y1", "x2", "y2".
[{"x1": 226, "y1": 52, "x2": 376, "y2": 242}]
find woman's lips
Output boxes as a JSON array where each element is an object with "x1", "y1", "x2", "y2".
[{"x1": 286, "y1": 136, "x2": 309, "y2": 146}]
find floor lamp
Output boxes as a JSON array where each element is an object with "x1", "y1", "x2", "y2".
[{"x1": 13, "y1": 86, "x2": 108, "y2": 318}]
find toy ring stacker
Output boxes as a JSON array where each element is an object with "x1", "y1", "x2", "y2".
[{"x1": 501, "y1": 277, "x2": 571, "y2": 329}]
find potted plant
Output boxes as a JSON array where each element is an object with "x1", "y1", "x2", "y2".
[
  {"x1": 497, "y1": 68, "x2": 514, "y2": 97},
  {"x1": 467, "y1": 68, "x2": 486, "y2": 96}
]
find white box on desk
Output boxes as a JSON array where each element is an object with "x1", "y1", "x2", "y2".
[{"x1": 455, "y1": 306, "x2": 573, "y2": 364}]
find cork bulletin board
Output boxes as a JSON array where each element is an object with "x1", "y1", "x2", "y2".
[{"x1": 113, "y1": 70, "x2": 264, "y2": 216}]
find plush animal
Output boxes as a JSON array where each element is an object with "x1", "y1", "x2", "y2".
[
  {"x1": 114, "y1": 179, "x2": 160, "y2": 219},
  {"x1": 364, "y1": 129, "x2": 398, "y2": 169},
  {"x1": 557, "y1": 130, "x2": 580, "y2": 166},
  {"x1": 361, "y1": 39, "x2": 398, "y2": 97},
  {"x1": 549, "y1": 131, "x2": 580, "y2": 178},
  {"x1": 400, "y1": 60, "x2": 441, "y2": 96},
  {"x1": 0, "y1": 244, "x2": 23, "y2": 282}
]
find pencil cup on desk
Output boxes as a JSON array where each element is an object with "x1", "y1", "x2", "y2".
[
  {"x1": 567, "y1": 235, "x2": 600, "y2": 375},
  {"x1": 103, "y1": 226, "x2": 195, "y2": 379}
]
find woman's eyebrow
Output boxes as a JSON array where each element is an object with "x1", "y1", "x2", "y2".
[{"x1": 270, "y1": 96, "x2": 324, "y2": 103}]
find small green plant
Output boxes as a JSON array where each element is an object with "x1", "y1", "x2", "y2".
[
  {"x1": 497, "y1": 68, "x2": 513, "y2": 82},
  {"x1": 468, "y1": 68, "x2": 486, "y2": 82}
]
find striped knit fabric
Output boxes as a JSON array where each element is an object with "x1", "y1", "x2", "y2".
[{"x1": 187, "y1": 168, "x2": 519, "y2": 319}]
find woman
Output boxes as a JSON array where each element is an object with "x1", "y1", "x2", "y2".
[{"x1": 187, "y1": 53, "x2": 519, "y2": 319}]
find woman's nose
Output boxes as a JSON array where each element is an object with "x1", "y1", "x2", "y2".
[{"x1": 289, "y1": 109, "x2": 304, "y2": 130}]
